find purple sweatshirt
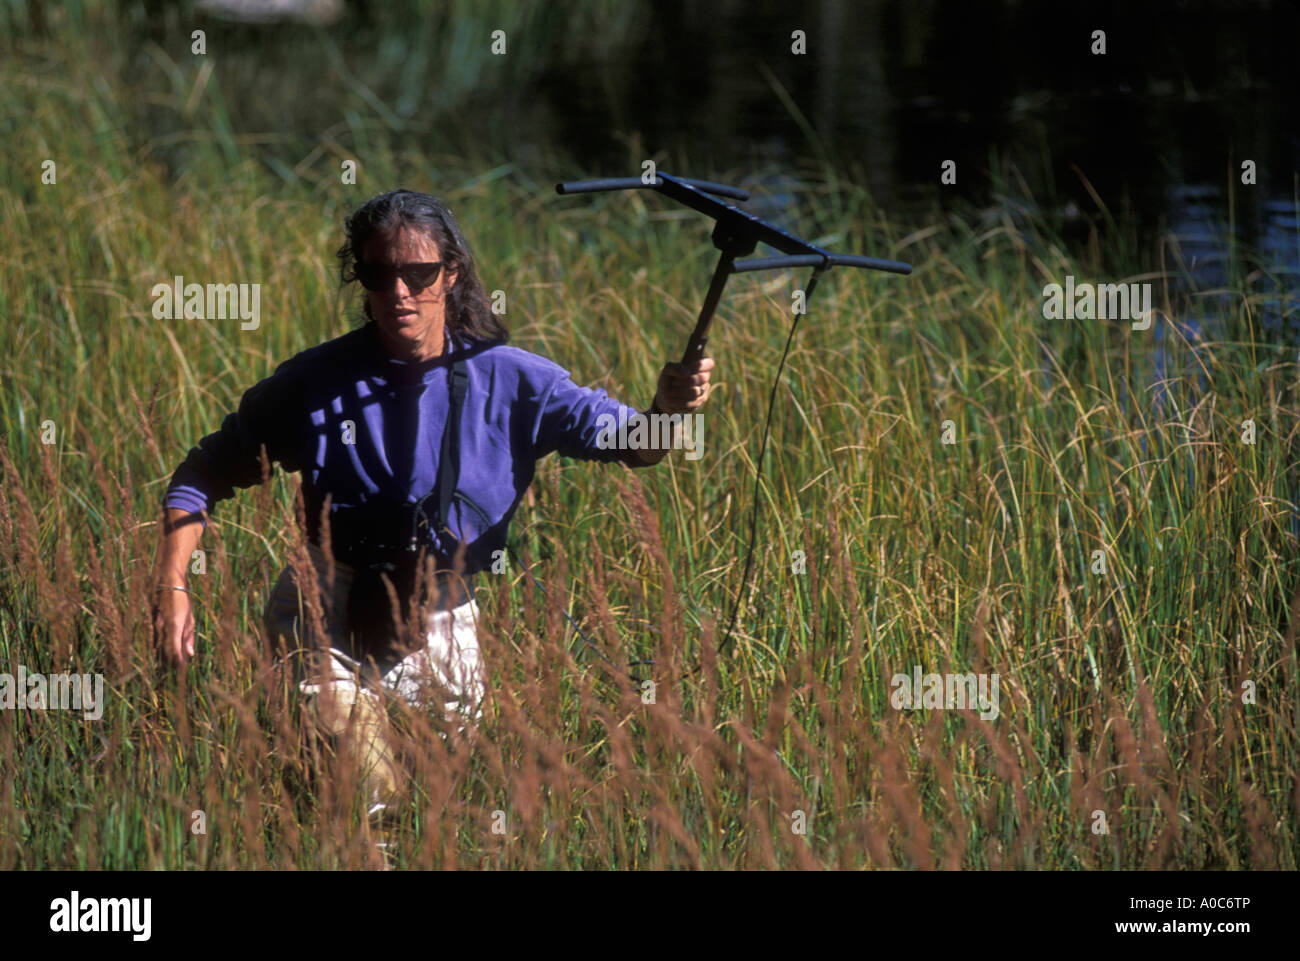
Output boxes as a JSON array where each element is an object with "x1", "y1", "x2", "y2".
[{"x1": 162, "y1": 321, "x2": 641, "y2": 572}]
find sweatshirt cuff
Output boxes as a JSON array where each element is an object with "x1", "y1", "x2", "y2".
[{"x1": 162, "y1": 487, "x2": 210, "y2": 528}]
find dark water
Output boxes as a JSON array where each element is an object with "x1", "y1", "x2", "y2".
[{"x1": 537, "y1": 0, "x2": 1298, "y2": 311}]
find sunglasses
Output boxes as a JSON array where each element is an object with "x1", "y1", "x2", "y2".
[{"x1": 355, "y1": 261, "x2": 444, "y2": 293}]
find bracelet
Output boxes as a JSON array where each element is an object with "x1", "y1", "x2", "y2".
[{"x1": 154, "y1": 585, "x2": 189, "y2": 594}]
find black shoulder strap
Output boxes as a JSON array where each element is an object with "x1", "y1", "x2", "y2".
[
  {"x1": 437, "y1": 357, "x2": 470, "y2": 532},
  {"x1": 415, "y1": 345, "x2": 500, "y2": 567}
]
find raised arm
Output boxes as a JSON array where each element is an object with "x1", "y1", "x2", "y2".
[{"x1": 531, "y1": 354, "x2": 716, "y2": 468}]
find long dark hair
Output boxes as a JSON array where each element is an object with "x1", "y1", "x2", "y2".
[{"x1": 336, "y1": 189, "x2": 509, "y2": 344}]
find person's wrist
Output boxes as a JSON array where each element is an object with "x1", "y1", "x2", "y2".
[
  {"x1": 154, "y1": 584, "x2": 189, "y2": 593},
  {"x1": 640, "y1": 402, "x2": 672, "y2": 463},
  {"x1": 651, "y1": 394, "x2": 687, "y2": 416}
]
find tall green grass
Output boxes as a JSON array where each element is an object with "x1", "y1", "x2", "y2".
[{"x1": 0, "y1": 1, "x2": 1296, "y2": 869}]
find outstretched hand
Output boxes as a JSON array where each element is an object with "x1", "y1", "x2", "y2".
[{"x1": 654, "y1": 356, "x2": 715, "y2": 414}]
